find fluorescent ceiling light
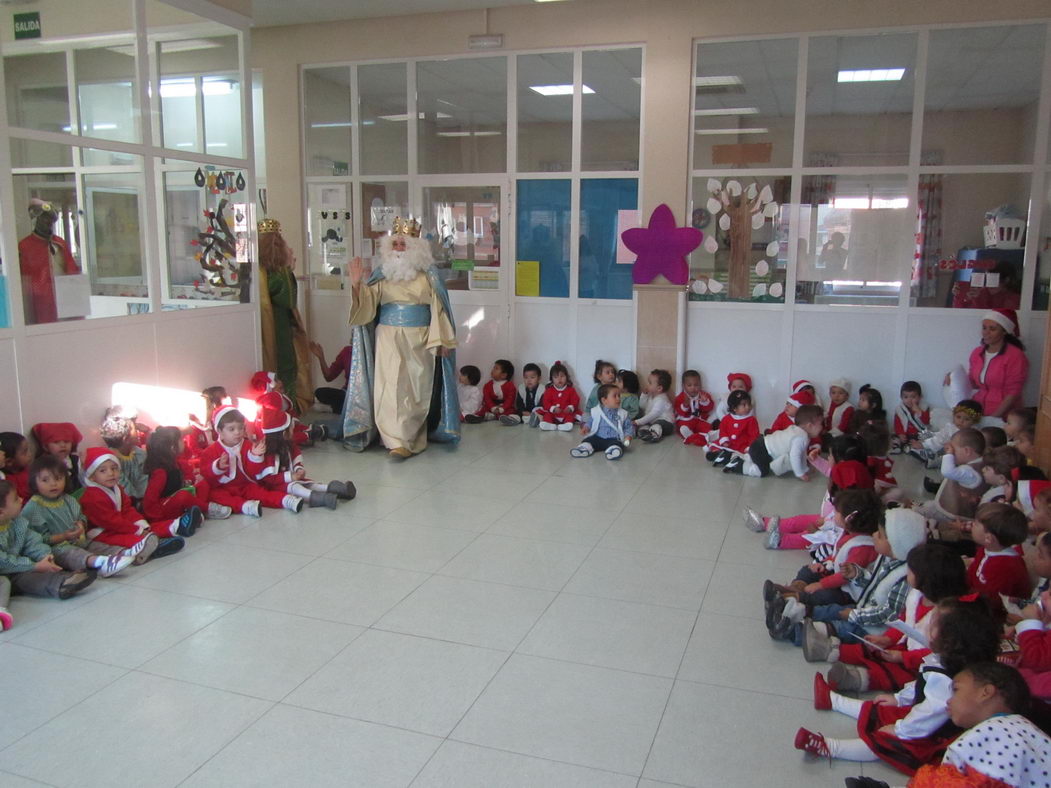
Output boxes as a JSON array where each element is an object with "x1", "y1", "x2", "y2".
[
  {"x1": 159, "y1": 79, "x2": 233, "y2": 98},
  {"x1": 378, "y1": 112, "x2": 451, "y2": 121},
  {"x1": 310, "y1": 121, "x2": 352, "y2": 128},
  {"x1": 872, "y1": 197, "x2": 909, "y2": 209},
  {"x1": 694, "y1": 107, "x2": 759, "y2": 117},
  {"x1": 174, "y1": 142, "x2": 193, "y2": 147},
  {"x1": 108, "y1": 38, "x2": 223, "y2": 56},
  {"x1": 837, "y1": 68, "x2": 906, "y2": 83},
  {"x1": 91, "y1": 123, "x2": 118, "y2": 130},
  {"x1": 436, "y1": 131, "x2": 503, "y2": 137},
  {"x1": 694, "y1": 75, "x2": 742, "y2": 87},
  {"x1": 529, "y1": 84, "x2": 594, "y2": 96},
  {"x1": 694, "y1": 127, "x2": 768, "y2": 135},
  {"x1": 206, "y1": 142, "x2": 228, "y2": 148}
]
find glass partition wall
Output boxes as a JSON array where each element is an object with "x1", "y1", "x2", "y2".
[{"x1": 0, "y1": 0, "x2": 254, "y2": 328}]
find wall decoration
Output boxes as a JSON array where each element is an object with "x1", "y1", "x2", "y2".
[
  {"x1": 621, "y1": 203, "x2": 702, "y2": 286},
  {"x1": 702, "y1": 178, "x2": 780, "y2": 300}
]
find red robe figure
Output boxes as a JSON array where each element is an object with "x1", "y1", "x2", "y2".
[{"x1": 18, "y1": 200, "x2": 79, "y2": 325}]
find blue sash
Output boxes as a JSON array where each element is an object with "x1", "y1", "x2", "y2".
[{"x1": 379, "y1": 303, "x2": 431, "y2": 327}]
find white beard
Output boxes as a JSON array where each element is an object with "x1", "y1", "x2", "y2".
[{"x1": 379, "y1": 236, "x2": 433, "y2": 283}]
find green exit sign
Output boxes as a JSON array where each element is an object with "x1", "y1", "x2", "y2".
[{"x1": 13, "y1": 12, "x2": 41, "y2": 40}]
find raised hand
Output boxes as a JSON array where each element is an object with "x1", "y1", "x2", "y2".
[{"x1": 349, "y1": 256, "x2": 366, "y2": 287}]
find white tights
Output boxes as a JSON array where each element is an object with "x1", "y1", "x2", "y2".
[
  {"x1": 288, "y1": 481, "x2": 328, "y2": 499},
  {"x1": 824, "y1": 691, "x2": 879, "y2": 762}
]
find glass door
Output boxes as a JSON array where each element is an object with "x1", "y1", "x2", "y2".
[{"x1": 420, "y1": 184, "x2": 502, "y2": 292}]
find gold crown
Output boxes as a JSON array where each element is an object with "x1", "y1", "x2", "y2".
[
  {"x1": 391, "y1": 216, "x2": 421, "y2": 238},
  {"x1": 257, "y1": 218, "x2": 281, "y2": 234}
]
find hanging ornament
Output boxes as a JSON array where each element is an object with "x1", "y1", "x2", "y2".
[
  {"x1": 216, "y1": 171, "x2": 227, "y2": 190},
  {"x1": 691, "y1": 279, "x2": 708, "y2": 295},
  {"x1": 707, "y1": 279, "x2": 724, "y2": 293},
  {"x1": 194, "y1": 168, "x2": 206, "y2": 187},
  {"x1": 755, "y1": 259, "x2": 770, "y2": 277},
  {"x1": 235, "y1": 172, "x2": 246, "y2": 191}
]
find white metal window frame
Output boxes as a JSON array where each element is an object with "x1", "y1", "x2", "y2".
[{"x1": 0, "y1": 0, "x2": 256, "y2": 340}]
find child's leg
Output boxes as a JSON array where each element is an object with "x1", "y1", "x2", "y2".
[
  {"x1": 148, "y1": 518, "x2": 180, "y2": 538},
  {"x1": 154, "y1": 489, "x2": 202, "y2": 520},
  {"x1": 208, "y1": 485, "x2": 252, "y2": 514},
  {"x1": 8, "y1": 570, "x2": 72, "y2": 599},
  {"x1": 778, "y1": 533, "x2": 815, "y2": 550},
  {"x1": 779, "y1": 514, "x2": 822, "y2": 535},
  {"x1": 242, "y1": 483, "x2": 296, "y2": 510},
  {"x1": 820, "y1": 737, "x2": 880, "y2": 762},
  {"x1": 51, "y1": 544, "x2": 94, "y2": 571}
]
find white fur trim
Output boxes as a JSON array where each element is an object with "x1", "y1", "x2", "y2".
[{"x1": 982, "y1": 309, "x2": 1017, "y2": 335}]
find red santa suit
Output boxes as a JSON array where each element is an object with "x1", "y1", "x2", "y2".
[
  {"x1": 867, "y1": 455, "x2": 898, "y2": 493},
  {"x1": 711, "y1": 410, "x2": 760, "y2": 454},
  {"x1": 766, "y1": 410, "x2": 794, "y2": 435},
  {"x1": 838, "y1": 588, "x2": 935, "y2": 691},
  {"x1": 966, "y1": 546, "x2": 1031, "y2": 609},
  {"x1": 141, "y1": 467, "x2": 210, "y2": 521},
  {"x1": 480, "y1": 379, "x2": 517, "y2": 419},
  {"x1": 1016, "y1": 614, "x2": 1051, "y2": 702},
  {"x1": 5, "y1": 468, "x2": 30, "y2": 504},
  {"x1": 253, "y1": 407, "x2": 312, "y2": 495},
  {"x1": 251, "y1": 372, "x2": 312, "y2": 446},
  {"x1": 182, "y1": 420, "x2": 213, "y2": 473},
  {"x1": 79, "y1": 449, "x2": 177, "y2": 547},
  {"x1": 18, "y1": 231, "x2": 78, "y2": 325},
  {"x1": 538, "y1": 384, "x2": 581, "y2": 425},
  {"x1": 893, "y1": 403, "x2": 930, "y2": 440},
  {"x1": 824, "y1": 400, "x2": 855, "y2": 437},
  {"x1": 200, "y1": 407, "x2": 290, "y2": 512},
  {"x1": 674, "y1": 390, "x2": 714, "y2": 445}
]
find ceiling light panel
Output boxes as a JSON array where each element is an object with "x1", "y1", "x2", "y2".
[
  {"x1": 837, "y1": 68, "x2": 906, "y2": 83},
  {"x1": 529, "y1": 84, "x2": 595, "y2": 96}
]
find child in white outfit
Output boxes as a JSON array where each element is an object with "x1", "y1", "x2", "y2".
[
  {"x1": 458, "y1": 365, "x2": 483, "y2": 422},
  {"x1": 636, "y1": 369, "x2": 675, "y2": 443}
]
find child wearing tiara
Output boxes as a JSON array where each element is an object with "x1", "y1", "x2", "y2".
[
  {"x1": 100, "y1": 406, "x2": 149, "y2": 500},
  {"x1": 31, "y1": 422, "x2": 83, "y2": 493},
  {"x1": 825, "y1": 378, "x2": 855, "y2": 438},
  {"x1": 537, "y1": 361, "x2": 580, "y2": 432},
  {"x1": 892, "y1": 380, "x2": 930, "y2": 453},
  {"x1": 712, "y1": 372, "x2": 752, "y2": 427},
  {"x1": 674, "y1": 369, "x2": 715, "y2": 446},
  {"x1": 200, "y1": 405, "x2": 304, "y2": 517},
  {"x1": 143, "y1": 427, "x2": 232, "y2": 522},
  {"x1": 253, "y1": 397, "x2": 355, "y2": 509},
  {"x1": 706, "y1": 390, "x2": 760, "y2": 467}
]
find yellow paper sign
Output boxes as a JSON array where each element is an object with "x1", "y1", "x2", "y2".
[{"x1": 516, "y1": 260, "x2": 540, "y2": 297}]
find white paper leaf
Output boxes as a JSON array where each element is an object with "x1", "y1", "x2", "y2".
[
  {"x1": 759, "y1": 184, "x2": 773, "y2": 203},
  {"x1": 770, "y1": 282, "x2": 783, "y2": 298},
  {"x1": 753, "y1": 283, "x2": 767, "y2": 298},
  {"x1": 766, "y1": 241, "x2": 780, "y2": 257},
  {"x1": 746, "y1": 182, "x2": 758, "y2": 199},
  {"x1": 708, "y1": 279, "x2": 724, "y2": 293},
  {"x1": 763, "y1": 202, "x2": 779, "y2": 218},
  {"x1": 751, "y1": 212, "x2": 765, "y2": 229},
  {"x1": 755, "y1": 259, "x2": 769, "y2": 277},
  {"x1": 691, "y1": 279, "x2": 708, "y2": 295},
  {"x1": 707, "y1": 178, "x2": 723, "y2": 194},
  {"x1": 703, "y1": 235, "x2": 719, "y2": 253},
  {"x1": 727, "y1": 180, "x2": 742, "y2": 196},
  {"x1": 719, "y1": 213, "x2": 731, "y2": 231},
  {"x1": 706, "y1": 197, "x2": 722, "y2": 215}
]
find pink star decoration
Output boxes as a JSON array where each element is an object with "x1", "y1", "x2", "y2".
[{"x1": 622, "y1": 203, "x2": 702, "y2": 286}]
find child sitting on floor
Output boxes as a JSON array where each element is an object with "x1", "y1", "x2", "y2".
[
  {"x1": 911, "y1": 399, "x2": 982, "y2": 467},
  {"x1": 459, "y1": 365, "x2": 483, "y2": 423},
  {"x1": 479, "y1": 359, "x2": 517, "y2": 422},
  {"x1": 673, "y1": 369, "x2": 715, "y2": 446},
  {"x1": 849, "y1": 384, "x2": 886, "y2": 434},
  {"x1": 570, "y1": 383, "x2": 635, "y2": 461},
  {"x1": 966, "y1": 502, "x2": 1030, "y2": 610},
  {"x1": 801, "y1": 598, "x2": 1001, "y2": 776},
  {"x1": 916, "y1": 428, "x2": 989, "y2": 538},
  {"x1": 100, "y1": 406, "x2": 149, "y2": 500},
  {"x1": 767, "y1": 388, "x2": 815, "y2": 435},
  {"x1": 537, "y1": 361, "x2": 580, "y2": 432},
  {"x1": 0, "y1": 432, "x2": 32, "y2": 502},
  {"x1": 636, "y1": 369, "x2": 675, "y2": 443},
  {"x1": 706, "y1": 390, "x2": 759, "y2": 467},
  {"x1": 892, "y1": 380, "x2": 931, "y2": 454},
  {"x1": 980, "y1": 445, "x2": 1025, "y2": 505},
  {"x1": 1005, "y1": 406, "x2": 1037, "y2": 445},
  {"x1": 826, "y1": 378, "x2": 855, "y2": 438},
  {"x1": 616, "y1": 370, "x2": 641, "y2": 420},
  {"x1": 21, "y1": 455, "x2": 138, "y2": 577},
  {"x1": 31, "y1": 422, "x2": 83, "y2": 493},
  {"x1": 712, "y1": 372, "x2": 752, "y2": 427},
  {"x1": 0, "y1": 480, "x2": 97, "y2": 630},
  {"x1": 860, "y1": 422, "x2": 900, "y2": 501},
  {"x1": 584, "y1": 360, "x2": 617, "y2": 412},
  {"x1": 1016, "y1": 424, "x2": 1036, "y2": 464},
  {"x1": 503, "y1": 362, "x2": 545, "y2": 426},
  {"x1": 143, "y1": 427, "x2": 230, "y2": 523},
  {"x1": 725, "y1": 403, "x2": 824, "y2": 479},
  {"x1": 1001, "y1": 531, "x2": 1051, "y2": 705}
]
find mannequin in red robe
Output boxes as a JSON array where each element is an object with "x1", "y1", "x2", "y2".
[{"x1": 18, "y1": 200, "x2": 78, "y2": 324}]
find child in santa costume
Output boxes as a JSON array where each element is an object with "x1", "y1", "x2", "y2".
[
  {"x1": 1015, "y1": 532, "x2": 1051, "y2": 705},
  {"x1": 825, "y1": 378, "x2": 855, "y2": 438},
  {"x1": 767, "y1": 389, "x2": 815, "y2": 435},
  {"x1": 711, "y1": 372, "x2": 752, "y2": 428},
  {"x1": 674, "y1": 369, "x2": 714, "y2": 446},
  {"x1": 200, "y1": 405, "x2": 303, "y2": 517},
  {"x1": 80, "y1": 447, "x2": 192, "y2": 560},
  {"x1": 478, "y1": 359, "x2": 517, "y2": 422},
  {"x1": 142, "y1": 426, "x2": 230, "y2": 522},
  {"x1": 537, "y1": 361, "x2": 581, "y2": 432},
  {"x1": 859, "y1": 422, "x2": 901, "y2": 501},
  {"x1": 184, "y1": 385, "x2": 226, "y2": 467},
  {"x1": 965, "y1": 502, "x2": 1030, "y2": 613},
  {"x1": 798, "y1": 598, "x2": 1000, "y2": 775},
  {"x1": 892, "y1": 380, "x2": 931, "y2": 454},
  {"x1": 253, "y1": 399, "x2": 355, "y2": 510},
  {"x1": 706, "y1": 390, "x2": 760, "y2": 467},
  {"x1": 99, "y1": 406, "x2": 149, "y2": 500},
  {"x1": 250, "y1": 370, "x2": 326, "y2": 446},
  {"x1": 31, "y1": 422, "x2": 83, "y2": 493}
]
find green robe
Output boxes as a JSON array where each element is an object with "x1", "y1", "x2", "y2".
[{"x1": 0, "y1": 515, "x2": 51, "y2": 574}]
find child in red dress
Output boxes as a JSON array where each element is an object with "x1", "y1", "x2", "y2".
[
  {"x1": 142, "y1": 426, "x2": 230, "y2": 523},
  {"x1": 706, "y1": 390, "x2": 760, "y2": 466},
  {"x1": 537, "y1": 361, "x2": 580, "y2": 432},
  {"x1": 673, "y1": 369, "x2": 715, "y2": 446},
  {"x1": 479, "y1": 359, "x2": 517, "y2": 422}
]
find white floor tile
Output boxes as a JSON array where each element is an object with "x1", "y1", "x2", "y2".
[
  {"x1": 438, "y1": 533, "x2": 591, "y2": 591},
  {"x1": 0, "y1": 644, "x2": 126, "y2": 749},
  {"x1": 337, "y1": 483, "x2": 423, "y2": 519},
  {"x1": 623, "y1": 479, "x2": 741, "y2": 522},
  {"x1": 140, "y1": 606, "x2": 363, "y2": 700},
  {"x1": 521, "y1": 476, "x2": 640, "y2": 513},
  {"x1": 518, "y1": 593, "x2": 696, "y2": 677},
  {"x1": 247, "y1": 557, "x2": 427, "y2": 626},
  {"x1": 563, "y1": 548, "x2": 715, "y2": 610},
  {"x1": 598, "y1": 511, "x2": 726, "y2": 561},
  {"x1": 0, "y1": 579, "x2": 116, "y2": 643},
  {"x1": 440, "y1": 466, "x2": 548, "y2": 502},
  {"x1": 0, "y1": 771, "x2": 54, "y2": 786},
  {"x1": 219, "y1": 511, "x2": 372, "y2": 556},
  {"x1": 327, "y1": 520, "x2": 478, "y2": 573},
  {"x1": 181, "y1": 704, "x2": 440, "y2": 788},
  {"x1": 451, "y1": 654, "x2": 672, "y2": 776},
  {"x1": 12, "y1": 585, "x2": 232, "y2": 668},
  {"x1": 413, "y1": 741, "x2": 638, "y2": 788},
  {"x1": 700, "y1": 560, "x2": 787, "y2": 620},
  {"x1": 376, "y1": 574, "x2": 554, "y2": 650},
  {"x1": 285, "y1": 629, "x2": 507, "y2": 736},
  {"x1": 0, "y1": 672, "x2": 269, "y2": 788},
  {"x1": 385, "y1": 491, "x2": 516, "y2": 532},
  {"x1": 486, "y1": 503, "x2": 615, "y2": 546}
]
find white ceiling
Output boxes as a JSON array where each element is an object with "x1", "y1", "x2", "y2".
[{"x1": 251, "y1": 0, "x2": 549, "y2": 28}]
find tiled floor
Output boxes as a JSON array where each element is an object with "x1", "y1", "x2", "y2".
[{"x1": 0, "y1": 424, "x2": 930, "y2": 787}]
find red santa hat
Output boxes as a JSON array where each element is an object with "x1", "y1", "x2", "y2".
[
  {"x1": 32, "y1": 422, "x2": 83, "y2": 447},
  {"x1": 830, "y1": 460, "x2": 873, "y2": 491},
  {"x1": 260, "y1": 405, "x2": 292, "y2": 434},
  {"x1": 787, "y1": 389, "x2": 815, "y2": 408},
  {"x1": 250, "y1": 370, "x2": 277, "y2": 394},
  {"x1": 255, "y1": 391, "x2": 285, "y2": 412},
  {"x1": 727, "y1": 372, "x2": 752, "y2": 391},
  {"x1": 983, "y1": 309, "x2": 1019, "y2": 337},
  {"x1": 1015, "y1": 477, "x2": 1051, "y2": 516},
  {"x1": 212, "y1": 404, "x2": 240, "y2": 432},
  {"x1": 81, "y1": 447, "x2": 120, "y2": 481},
  {"x1": 791, "y1": 379, "x2": 814, "y2": 394}
]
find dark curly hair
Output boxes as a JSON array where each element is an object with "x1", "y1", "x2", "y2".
[
  {"x1": 932, "y1": 597, "x2": 1000, "y2": 677},
  {"x1": 832, "y1": 488, "x2": 883, "y2": 535},
  {"x1": 961, "y1": 661, "x2": 1031, "y2": 716},
  {"x1": 907, "y1": 544, "x2": 969, "y2": 603}
]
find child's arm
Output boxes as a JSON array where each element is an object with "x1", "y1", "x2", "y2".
[
  {"x1": 1017, "y1": 606, "x2": 1051, "y2": 670},
  {"x1": 939, "y1": 453, "x2": 982, "y2": 487},
  {"x1": 848, "y1": 575, "x2": 909, "y2": 630},
  {"x1": 808, "y1": 452, "x2": 832, "y2": 477},
  {"x1": 80, "y1": 489, "x2": 147, "y2": 535}
]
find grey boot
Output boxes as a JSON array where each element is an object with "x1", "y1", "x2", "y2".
[
  {"x1": 327, "y1": 480, "x2": 356, "y2": 500},
  {"x1": 308, "y1": 490, "x2": 339, "y2": 510}
]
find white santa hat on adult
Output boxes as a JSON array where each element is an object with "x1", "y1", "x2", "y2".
[
  {"x1": 80, "y1": 447, "x2": 121, "y2": 486},
  {"x1": 983, "y1": 308, "x2": 1019, "y2": 337},
  {"x1": 884, "y1": 508, "x2": 927, "y2": 561}
]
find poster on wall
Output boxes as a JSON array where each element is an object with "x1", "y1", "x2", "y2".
[
  {"x1": 370, "y1": 205, "x2": 397, "y2": 233},
  {"x1": 318, "y1": 212, "x2": 349, "y2": 273}
]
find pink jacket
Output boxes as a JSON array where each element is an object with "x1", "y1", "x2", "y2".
[{"x1": 967, "y1": 343, "x2": 1028, "y2": 416}]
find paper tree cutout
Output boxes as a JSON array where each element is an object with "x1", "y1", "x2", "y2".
[
  {"x1": 703, "y1": 179, "x2": 780, "y2": 300},
  {"x1": 622, "y1": 203, "x2": 702, "y2": 286}
]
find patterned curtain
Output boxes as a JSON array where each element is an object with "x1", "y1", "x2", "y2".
[{"x1": 913, "y1": 152, "x2": 943, "y2": 301}]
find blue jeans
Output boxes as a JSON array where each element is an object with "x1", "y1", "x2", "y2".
[{"x1": 790, "y1": 603, "x2": 867, "y2": 646}]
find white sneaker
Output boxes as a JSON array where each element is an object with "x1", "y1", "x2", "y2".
[
  {"x1": 242, "y1": 500, "x2": 262, "y2": 518},
  {"x1": 538, "y1": 421, "x2": 556, "y2": 431},
  {"x1": 283, "y1": 495, "x2": 305, "y2": 513},
  {"x1": 125, "y1": 533, "x2": 158, "y2": 566},
  {"x1": 605, "y1": 445, "x2": 623, "y2": 460},
  {"x1": 744, "y1": 507, "x2": 766, "y2": 533},
  {"x1": 556, "y1": 422, "x2": 574, "y2": 432},
  {"x1": 96, "y1": 553, "x2": 134, "y2": 578},
  {"x1": 206, "y1": 502, "x2": 233, "y2": 520},
  {"x1": 570, "y1": 443, "x2": 594, "y2": 458}
]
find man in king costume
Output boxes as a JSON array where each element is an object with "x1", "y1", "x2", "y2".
[{"x1": 342, "y1": 217, "x2": 460, "y2": 459}]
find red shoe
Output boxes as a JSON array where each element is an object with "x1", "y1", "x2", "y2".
[
  {"x1": 794, "y1": 727, "x2": 831, "y2": 760},
  {"x1": 813, "y1": 671, "x2": 832, "y2": 711},
  {"x1": 684, "y1": 434, "x2": 706, "y2": 447}
]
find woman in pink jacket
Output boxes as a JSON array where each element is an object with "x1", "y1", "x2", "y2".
[{"x1": 944, "y1": 309, "x2": 1028, "y2": 425}]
